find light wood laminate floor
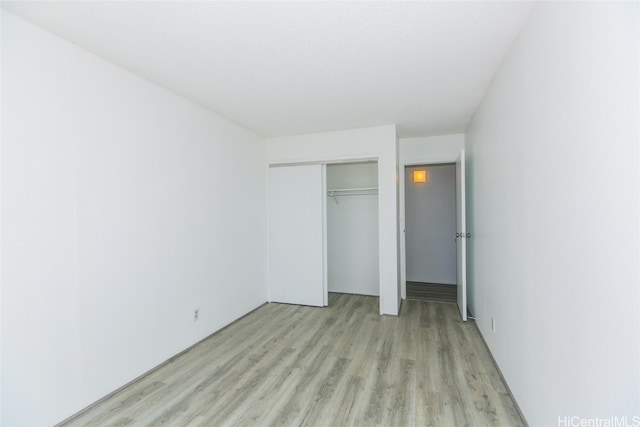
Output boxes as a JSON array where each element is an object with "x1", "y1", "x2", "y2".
[{"x1": 61, "y1": 294, "x2": 525, "y2": 427}]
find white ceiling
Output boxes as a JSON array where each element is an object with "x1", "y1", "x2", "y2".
[{"x1": 2, "y1": 1, "x2": 533, "y2": 138}]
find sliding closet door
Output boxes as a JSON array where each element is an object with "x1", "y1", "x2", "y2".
[{"x1": 269, "y1": 164, "x2": 324, "y2": 307}]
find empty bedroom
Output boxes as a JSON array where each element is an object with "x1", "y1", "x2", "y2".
[{"x1": 1, "y1": 1, "x2": 638, "y2": 426}]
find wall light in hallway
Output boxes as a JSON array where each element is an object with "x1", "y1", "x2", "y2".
[{"x1": 413, "y1": 170, "x2": 427, "y2": 183}]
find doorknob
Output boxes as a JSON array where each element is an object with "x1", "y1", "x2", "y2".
[
  {"x1": 456, "y1": 232, "x2": 460, "y2": 238},
  {"x1": 466, "y1": 232, "x2": 471, "y2": 238}
]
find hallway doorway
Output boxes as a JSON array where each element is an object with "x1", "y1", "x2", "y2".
[{"x1": 404, "y1": 163, "x2": 457, "y2": 303}]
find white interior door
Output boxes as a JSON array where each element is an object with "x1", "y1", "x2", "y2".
[
  {"x1": 269, "y1": 164, "x2": 324, "y2": 307},
  {"x1": 456, "y1": 150, "x2": 468, "y2": 321}
]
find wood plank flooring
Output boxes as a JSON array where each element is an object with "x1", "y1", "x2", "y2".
[
  {"x1": 406, "y1": 282, "x2": 457, "y2": 304},
  {"x1": 60, "y1": 294, "x2": 524, "y2": 427}
]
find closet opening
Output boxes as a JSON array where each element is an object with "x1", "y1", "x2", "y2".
[
  {"x1": 404, "y1": 163, "x2": 457, "y2": 304},
  {"x1": 325, "y1": 161, "x2": 379, "y2": 311}
]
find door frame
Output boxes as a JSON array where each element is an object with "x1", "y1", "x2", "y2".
[
  {"x1": 455, "y1": 150, "x2": 467, "y2": 321},
  {"x1": 268, "y1": 156, "x2": 384, "y2": 313},
  {"x1": 399, "y1": 155, "x2": 463, "y2": 301}
]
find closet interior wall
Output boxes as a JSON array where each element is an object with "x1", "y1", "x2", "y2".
[{"x1": 326, "y1": 162, "x2": 379, "y2": 296}]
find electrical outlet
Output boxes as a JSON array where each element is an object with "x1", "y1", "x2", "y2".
[
  {"x1": 491, "y1": 317, "x2": 495, "y2": 332},
  {"x1": 194, "y1": 309, "x2": 199, "y2": 321}
]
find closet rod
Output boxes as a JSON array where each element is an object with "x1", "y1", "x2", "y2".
[
  {"x1": 327, "y1": 188, "x2": 377, "y2": 205},
  {"x1": 327, "y1": 187, "x2": 378, "y2": 197}
]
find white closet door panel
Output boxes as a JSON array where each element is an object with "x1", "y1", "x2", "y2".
[{"x1": 269, "y1": 165, "x2": 324, "y2": 307}]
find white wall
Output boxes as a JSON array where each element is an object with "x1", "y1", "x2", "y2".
[
  {"x1": 1, "y1": 12, "x2": 267, "y2": 426},
  {"x1": 398, "y1": 134, "x2": 464, "y2": 297},
  {"x1": 404, "y1": 164, "x2": 456, "y2": 285},
  {"x1": 465, "y1": 2, "x2": 639, "y2": 425},
  {"x1": 266, "y1": 125, "x2": 399, "y2": 315},
  {"x1": 327, "y1": 163, "x2": 379, "y2": 296},
  {"x1": 0, "y1": 7, "x2": 3, "y2": 424},
  {"x1": 326, "y1": 162, "x2": 377, "y2": 190},
  {"x1": 400, "y1": 134, "x2": 464, "y2": 165}
]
